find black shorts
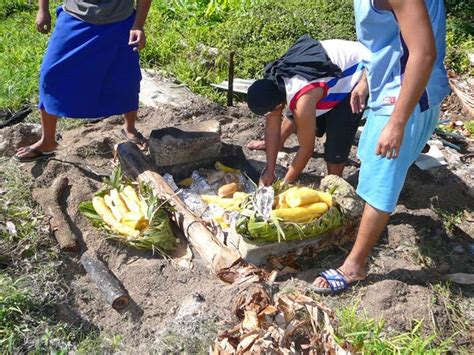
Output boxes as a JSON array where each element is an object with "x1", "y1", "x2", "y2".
[{"x1": 287, "y1": 93, "x2": 362, "y2": 164}]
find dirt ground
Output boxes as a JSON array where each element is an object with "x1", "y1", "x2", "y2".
[{"x1": 4, "y1": 76, "x2": 474, "y2": 351}]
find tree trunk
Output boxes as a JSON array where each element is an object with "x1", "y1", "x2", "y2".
[{"x1": 80, "y1": 251, "x2": 130, "y2": 310}]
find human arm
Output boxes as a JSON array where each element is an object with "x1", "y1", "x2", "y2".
[
  {"x1": 284, "y1": 87, "x2": 323, "y2": 183},
  {"x1": 129, "y1": 0, "x2": 152, "y2": 51},
  {"x1": 260, "y1": 104, "x2": 285, "y2": 186},
  {"x1": 376, "y1": 0, "x2": 436, "y2": 159},
  {"x1": 36, "y1": 0, "x2": 51, "y2": 33},
  {"x1": 350, "y1": 69, "x2": 369, "y2": 114}
]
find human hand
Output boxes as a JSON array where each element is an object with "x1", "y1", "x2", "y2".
[
  {"x1": 36, "y1": 9, "x2": 51, "y2": 34},
  {"x1": 350, "y1": 80, "x2": 369, "y2": 114},
  {"x1": 129, "y1": 27, "x2": 146, "y2": 51},
  {"x1": 376, "y1": 122, "x2": 404, "y2": 159},
  {"x1": 259, "y1": 168, "x2": 276, "y2": 187}
]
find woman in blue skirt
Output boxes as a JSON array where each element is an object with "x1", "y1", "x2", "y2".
[{"x1": 15, "y1": 0, "x2": 151, "y2": 162}]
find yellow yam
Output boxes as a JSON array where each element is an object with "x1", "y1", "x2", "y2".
[
  {"x1": 286, "y1": 187, "x2": 321, "y2": 208},
  {"x1": 317, "y1": 191, "x2": 333, "y2": 208},
  {"x1": 215, "y1": 161, "x2": 240, "y2": 174},
  {"x1": 178, "y1": 177, "x2": 193, "y2": 187},
  {"x1": 218, "y1": 182, "x2": 238, "y2": 198},
  {"x1": 271, "y1": 202, "x2": 328, "y2": 223},
  {"x1": 233, "y1": 192, "x2": 249, "y2": 201},
  {"x1": 121, "y1": 212, "x2": 148, "y2": 230},
  {"x1": 104, "y1": 194, "x2": 123, "y2": 221},
  {"x1": 201, "y1": 195, "x2": 241, "y2": 210},
  {"x1": 120, "y1": 191, "x2": 141, "y2": 214},
  {"x1": 92, "y1": 196, "x2": 139, "y2": 237},
  {"x1": 110, "y1": 189, "x2": 129, "y2": 215}
]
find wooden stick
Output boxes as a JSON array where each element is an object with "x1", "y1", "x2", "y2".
[
  {"x1": 116, "y1": 142, "x2": 242, "y2": 274},
  {"x1": 80, "y1": 251, "x2": 130, "y2": 310},
  {"x1": 450, "y1": 79, "x2": 474, "y2": 118},
  {"x1": 33, "y1": 176, "x2": 78, "y2": 252},
  {"x1": 227, "y1": 51, "x2": 235, "y2": 107}
]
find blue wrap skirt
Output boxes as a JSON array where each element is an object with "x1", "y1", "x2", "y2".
[{"x1": 38, "y1": 7, "x2": 141, "y2": 118}]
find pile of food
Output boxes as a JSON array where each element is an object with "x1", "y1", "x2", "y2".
[
  {"x1": 80, "y1": 168, "x2": 176, "y2": 253},
  {"x1": 201, "y1": 179, "x2": 343, "y2": 243}
]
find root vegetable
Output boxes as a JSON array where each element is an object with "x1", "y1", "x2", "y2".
[
  {"x1": 110, "y1": 189, "x2": 129, "y2": 215},
  {"x1": 271, "y1": 202, "x2": 328, "y2": 223},
  {"x1": 218, "y1": 182, "x2": 238, "y2": 198},
  {"x1": 201, "y1": 195, "x2": 241, "y2": 210},
  {"x1": 92, "y1": 197, "x2": 139, "y2": 237},
  {"x1": 121, "y1": 211, "x2": 148, "y2": 230},
  {"x1": 104, "y1": 194, "x2": 123, "y2": 221},
  {"x1": 215, "y1": 161, "x2": 240, "y2": 173},
  {"x1": 285, "y1": 187, "x2": 321, "y2": 207},
  {"x1": 120, "y1": 191, "x2": 141, "y2": 214}
]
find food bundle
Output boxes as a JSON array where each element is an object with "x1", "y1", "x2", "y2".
[
  {"x1": 202, "y1": 181, "x2": 343, "y2": 243},
  {"x1": 237, "y1": 185, "x2": 342, "y2": 242},
  {"x1": 80, "y1": 168, "x2": 176, "y2": 253}
]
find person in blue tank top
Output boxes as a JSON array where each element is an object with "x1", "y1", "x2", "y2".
[{"x1": 312, "y1": 0, "x2": 450, "y2": 294}]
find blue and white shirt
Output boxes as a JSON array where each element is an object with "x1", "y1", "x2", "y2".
[
  {"x1": 354, "y1": 0, "x2": 450, "y2": 115},
  {"x1": 284, "y1": 39, "x2": 370, "y2": 116}
]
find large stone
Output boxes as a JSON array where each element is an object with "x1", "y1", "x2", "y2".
[
  {"x1": 149, "y1": 120, "x2": 222, "y2": 178},
  {"x1": 0, "y1": 123, "x2": 41, "y2": 157},
  {"x1": 225, "y1": 221, "x2": 359, "y2": 266},
  {"x1": 319, "y1": 174, "x2": 364, "y2": 220}
]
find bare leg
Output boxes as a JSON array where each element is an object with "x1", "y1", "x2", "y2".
[
  {"x1": 327, "y1": 162, "x2": 345, "y2": 177},
  {"x1": 247, "y1": 117, "x2": 296, "y2": 150},
  {"x1": 313, "y1": 203, "x2": 390, "y2": 288},
  {"x1": 122, "y1": 111, "x2": 147, "y2": 149},
  {"x1": 16, "y1": 109, "x2": 58, "y2": 157}
]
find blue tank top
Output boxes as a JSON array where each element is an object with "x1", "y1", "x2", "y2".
[{"x1": 354, "y1": 0, "x2": 450, "y2": 115}]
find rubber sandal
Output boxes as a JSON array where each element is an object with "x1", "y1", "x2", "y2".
[
  {"x1": 120, "y1": 128, "x2": 148, "y2": 149},
  {"x1": 308, "y1": 269, "x2": 350, "y2": 295},
  {"x1": 13, "y1": 147, "x2": 55, "y2": 163}
]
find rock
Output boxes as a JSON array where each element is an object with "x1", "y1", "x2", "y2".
[
  {"x1": 319, "y1": 175, "x2": 364, "y2": 220},
  {"x1": 139, "y1": 69, "x2": 197, "y2": 109},
  {"x1": 0, "y1": 123, "x2": 41, "y2": 156},
  {"x1": 149, "y1": 120, "x2": 222, "y2": 179},
  {"x1": 175, "y1": 292, "x2": 206, "y2": 320}
]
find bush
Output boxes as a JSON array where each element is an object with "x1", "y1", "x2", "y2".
[{"x1": 142, "y1": 0, "x2": 355, "y2": 102}]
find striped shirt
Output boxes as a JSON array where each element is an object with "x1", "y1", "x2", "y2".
[{"x1": 284, "y1": 40, "x2": 370, "y2": 116}]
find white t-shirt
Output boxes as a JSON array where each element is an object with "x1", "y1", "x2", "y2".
[{"x1": 284, "y1": 39, "x2": 370, "y2": 116}]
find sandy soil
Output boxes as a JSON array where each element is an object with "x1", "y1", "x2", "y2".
[{"x1": 4, "y1": 77, "x2": 473, "y2": 351}]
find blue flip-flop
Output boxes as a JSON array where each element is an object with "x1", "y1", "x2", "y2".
[{"x1": 309, "y1": 269, "x2": 350, "y2": 295}]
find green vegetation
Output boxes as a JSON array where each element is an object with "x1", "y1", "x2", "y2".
[
  {"x1": 336, "y1": 303, "x2": 454, "y2": 354},
  {"x1": 445, "y1": 0, "x2": 474, "y2": 75},
  {"x1": 0, "y1": 1, "x2": 53, "y2": 109},
  {"x1": 0, "y1": 159, "x2": 118, "y2": 353},
  {"x1": 3, "y1": 0, "x2": 470, "y2": 110}
]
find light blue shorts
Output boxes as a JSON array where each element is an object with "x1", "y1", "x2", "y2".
[{"x1": 356, "y1": 105, "x2": 440, "y2": 213}]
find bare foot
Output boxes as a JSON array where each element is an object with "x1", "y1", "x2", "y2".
[
  {"x1": 246, "y1": 139, "x2": 266, "y2": 151},
  {"x1": 313, "y1": 262, "x2": 366, "y2": 290},
  {"x1": 15, "y1": 140, "x2": 58, "y2": 159}
]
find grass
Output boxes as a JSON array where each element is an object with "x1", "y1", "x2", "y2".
[
  {"x1": 465, "y1": 120, "x2": 474, "y2": 136},
  {"x1": 155, "y1": 320, "x2": 218, "y2": 354},
  {"x1": 1, "y1": 0, "x2": 471, "y2": 111},
  {"x1": 0, "y1": 158, "x2": 120, "y2": 353},
  {"x1": 335, "y1": 302, "x2": 455, "y2": 354}
]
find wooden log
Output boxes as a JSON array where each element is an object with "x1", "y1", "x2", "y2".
[
  {"x1": 80, "y1": 251, "x2": 130, "y2": 310},
  {"x1": 116, "y1": 142, "x2": 243, "y2": 274},
  {"x1": 33, "y1": 175, "x2": 78, "y2": 252}
]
